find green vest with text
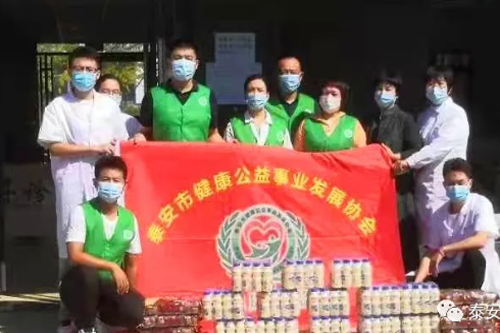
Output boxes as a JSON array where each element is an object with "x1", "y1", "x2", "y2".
[
  {"x1": 304, "y1": 115, "x2": 357, "y2": 152},
  {"x1": 266, "y1": 93, "x2": 318, "y2": 139},
  {"x1": 230, "y1": 112, "x2": 288, "y2": 146},
  {"x1": 151, "y1": 84, "x2": 212, "y2": 141},
  {"x1": 82, "y1": 199, "x2": 135, "y2": 280}
]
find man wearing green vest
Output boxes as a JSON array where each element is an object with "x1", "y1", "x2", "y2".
[
  {"x1": 135, "y1": 39, "x2": 224, "y2": 143},
  {"x1": 266, "y1": 55, "x2": 320, "y2": 139},
  {"x1": 224, "y1": 74, "x2": 292, "y2": 148},
  {"x1": 60, "y1": 156, "x2": 144, "y2": 333}
]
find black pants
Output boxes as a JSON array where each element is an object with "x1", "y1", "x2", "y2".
[
  {"x1": 60, "y1": 265, "x2": 145, "y2": 330},
  {"x1": 397, "y1": 193, "x2": 420, "y2": 273},
  {"x1": 431, "y1": 249, "x2": 486, "y2": 289}
]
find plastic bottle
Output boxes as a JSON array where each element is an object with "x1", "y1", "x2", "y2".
[
  {"x1": 281, "y1": 291, "x2": 292, "y2": 318},
  {"x1": 341, "y1": 260, "x2": 352, "y2": 288},
  {"x1": 411, "y1": 284, "x2": 422, "y2": 315},
  {"x1": 339, "y1": 289, "x2": 350, "y2": 316},
  {"x1": 311, "y1": 317, "x2": 322, "y2": 333},
  {"x1": 216, "y1": 321, "x2": 226, "y2": 333},
  {"x1": 304, "y1": 260, "x2": 315, "y2": 289},
  {"x1": 352, "y1": 259, "x2": 362, "y2": 288},
  {"x1": 430, "y1": 315, "x2": 440, "y2": 331},
  {"x1": 314, "y1": 259, "x2": 325, "y2": 288},
  {"x1": 411, "y1": 316, "x2": 421, "y2": 333},
  {"x1": 263, "y1": 263, "x2": 274, "y2": 293},
  {"x1": 361, "y1": 259, "x2": 372, "y2": 287},
  {"x1": 233, "y1": 293, "x2": 245, "y2": 320},
  {"x1": 271, "y1": 290, "x2": 281, "y2": 318},
  {"x1": 283, "y1": 260, "x2": 296, "y2": 290},
  {"x1": 330, "y1": 290, "x2": 340, "y2": 317},
  {"x1": 252, "y1": 263, "x2": 263, "y2": 292},
  {"x1": 382, "y1": 316, "x2": 393, "y2": 332},
  {"x1": 227, "y1": 321, "x2": 237, "y2": 333},
  {"x1": 236, "y1": 320, "x2": 246, "y2": 333},
  {"x1": 291, "y1": 290, "x2": 301, "y2": 317},
  {"x1": 203, "y1": 291, "x2": 214, "y2": 320},
  {"x1": 402, "y1": 316, "x2": 412, "y2": 333},
  {"x1": 361, "y1": 288, "x2": 372, "y2": 317},
  {"x1": 371, "y1": 287, "x2": 382, "y2": 316},
  {"x1": 222, "y1": 291, "x2": 234, "y2": 320},
  {"x1": 276, "y1": 318, "x2": 286, "y2": 333},
  {"x1": 420, "y1": 284, "x2": 431, "y2": 314},
  {"x1": 246, "y1": 319, "x2": 256, "y2": 333},
  {"x1": 296, "y1": 261, "x2": 305, "y2": 290},
  {"x1": 372, "y1": 317, "x2": 382, "y2": 333},
  {"x1": 401, "y1": 285, "x2": 412, "y2": 315},
  {"x1": 256, "y1": 321, "x2": 266, "y2": 333},
  {"x1": 285, "y1": 318, "x2": 298, "y2": 333},
  {"x1": 243, "y1": 263, "x2": 253, "y2": 292},
  {"x1": 308, "y1": 288, "x2": 321, "y2": 317},
  {"x1": 213, "y1": 291, "x2": 224, "y2": 320},
  {"x1": 360, "y1": 318, "x2": 372, "y2": 333},
  {"x1": 260, "y1": 293, "x2": 271, "y2": 319},
  {"x1": 390, "y1": 316, "x2": 401, "y2": 333},
  {"x1": 332, "y1": 260, "x2": 343, "y2": 289},
  {"x1": 421, "y1": 315, "x2": 431, "y2": 331},
  {"x1": 320, "y1": 289, "x2": 331, "y2": 317},
  {"x1": 390, "y1": 286, "x2": 401, "y2": 315},
  {"x1": 321, "y1": 317, "x2": 331, "y2": 333},
  {"x1": 381, "y1": 286, "x2": 392, "y2": 316},
  {"x1": 340, "y1": 316, "x2": 350, "y2": 333},
  {"x1": 332, "y1": 317, "x2": 342, "y2": 333},
  {"x1": 265, "y1": 319, "x2": 275, "y2": 333},
  {"x1": 233, "y1": 263, "x2": 243, "y2": 292}
]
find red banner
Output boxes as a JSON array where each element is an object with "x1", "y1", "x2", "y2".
[{"x1": 121, "y1": 143, "x2": 404, "y2": 297}]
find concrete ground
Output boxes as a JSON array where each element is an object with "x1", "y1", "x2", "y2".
[{"x1": 0, "y1": 309, "x2": 58, "y2": 333}]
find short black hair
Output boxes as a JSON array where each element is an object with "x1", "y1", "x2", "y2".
[
  {"x1": 170, "y1": 39, "x2": 198, "y2": 57},
  {"x1": 68, "y1": 46, "x2": 100, "y2": 68},
  {"x1": 443, "y1": 158, "x2": 472, "y2": 179},
  {"x1": 426, "y1": 66, "x2": 454, "y2": 88},
  {"x1": 244, "y1": 74, "x2": 268, "y2": 92},
  {"x1": 95, "y1": 73, "x2": 121, "y2": 91},
  {"x1": 94, "y1": 156, "x2": 128, "y2": 180},
  {"x1": 277, "y1": 54, "x2": 302, "y2": 64},
  {"x1": 376, "y1": 70, "x2": 403, "y2": 93}
]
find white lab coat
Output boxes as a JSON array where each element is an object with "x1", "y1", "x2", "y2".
[
  {"x1": 37, "y1": 91, "x2": 128, "y2": 258},
  {"x1": 406, "y1": 97, "x2": 469, "y2": 242},
  {"x1": 427, "y1": 193, "x2": 500, "y2": 295}
]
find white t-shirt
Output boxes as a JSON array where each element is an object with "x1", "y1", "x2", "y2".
[
  {"x1": 66, "y1": 205, "x2": 142, "y2": 254},
  {"x1": 427, "y1": 193, "x2": 500, "y2": 294}
]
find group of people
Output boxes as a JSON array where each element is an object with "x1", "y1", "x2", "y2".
[{"x1": 36, "y1": 40, "x2": 500, "y2": 333}]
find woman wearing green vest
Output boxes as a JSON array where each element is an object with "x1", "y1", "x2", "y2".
[
  {"x1": 60, "y1": 156, "x2": 144, "y2": 333},
  {"x1": 294, "y1": 81, "x2": 366, "y2": 152},
  {"x1": 224, "y1": 74, "x2": 293, "y2": 148}
]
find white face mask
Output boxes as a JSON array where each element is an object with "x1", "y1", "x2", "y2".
[{"x1": 319, "y1": 95, "x2": 341, "y2": 114}]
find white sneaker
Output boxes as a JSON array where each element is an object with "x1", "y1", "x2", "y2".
[
  {"x1": 77, "y1": 328, "x2": 96, "y2": 333},
  {"x1": 57, "y1": 322, "x2": 77, "y2": 333}
]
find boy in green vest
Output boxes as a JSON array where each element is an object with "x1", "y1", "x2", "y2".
[
  {"x1": 134, "y1": 39, "x2": 224, "y2": 143},
  {"x1": 266, "y1": 55, "x2": 320, "y2": 139},
  {"x1": 224, "y1": 74, "x2": 292, "y2": 148},
  {"x1": 60, "y1": 156, "x2": 144, "y2": 333}
]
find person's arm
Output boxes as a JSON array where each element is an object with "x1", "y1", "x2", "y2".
[
  {"x1": 415, "y1": 255, "x2": 432, "y2": 283},
  {"x1": 134, "y1": 91, "x2": 154, "y2": 142},
  {"x1": 353, "y1": 120, "x2": 367, "y2": 148},
  {"x1": 207, "y1": 92, "x2": 225, "y2": 143},
  {"x1": 441, "y1": 232, "x2": 488, "y2": 255},
  {"x1": 49, "y1": 142, "x2": 114, "y2": 157},
  {"x1": 282, "y1": 130, "x2": 294, "y2": 149},
  {"x1": 124, "y1": 217, "x2": 142, "y2": 289},
  {"x1": 405, "y1": 111, "x2": 468, "y2": 169},
  {"x1": 293, "y1": 120, "x2": 306, "y2": 151},
  {"x1": 400, "y1": 112, "x2": 423, "y2": 159}
]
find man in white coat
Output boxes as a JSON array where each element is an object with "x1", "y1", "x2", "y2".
[
  {"x1": 415, "y1": 158, "x2": 500, "y2": 295},
  {"x1": 37, "y1": 46, "x2": 128, "y2": 333},
  {"x1": 395, "y1": 67, "x2": 469, "y2": 244}
]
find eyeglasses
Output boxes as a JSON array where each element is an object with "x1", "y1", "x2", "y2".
[{"x1": 72, "y1": 66, "x2": 99, "y2": 73}]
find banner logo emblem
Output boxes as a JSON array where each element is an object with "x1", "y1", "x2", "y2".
[{"x1": 216, "y1": 204, "x2": 310, "y2": 277}]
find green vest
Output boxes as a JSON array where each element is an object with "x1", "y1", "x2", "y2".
[
  {"x1": 230, "y1": 112, "x2": 288, "y2": 146},
  {"x1": 304, "y1": 115, "x2": 357, "y2": 152},
  {"x1": 82, "y1": 199, "x2": 135, "y2": 280},
  {"x1": 266, "y1": 93, "x2": 318, "y2": 139},
  {"x1": 151, "y1": 84, "x2": 212, "y2": 142}
]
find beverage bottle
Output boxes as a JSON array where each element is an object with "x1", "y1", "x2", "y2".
[
  {"x1": 253, "y1": 263, "x2": 263, "y2": 292},
  {"x1": 236, "y1": 320, "x2": 246, "y2": 333},
  {"x1": 216, "y1": 321, "x2": 226, "y2": 333},
  {"x1": 421, "y1": 315, "x2": 431, "y2": 332},
  {"x1": 332, "y1": 260, "x2": 343, "y2": 289},
  {"x1": 213, "y1": 291, "x2": 224, "y2": 320},
  {"x1": 381, "y1": 286, "x2": 392, "y2": 316},
  {"x1": 340, "y1": 316, "x2": 350, "y2": 333},
  {"x1": 243, "y1": 263, "x2": 253, "y2": 292},
  {"x1": 260, "y1": 293, "x2": 272, "y2": 319},
  {"x1": 233, "y1": 263, "x2": 243, "y2": 292},
  {"x1": 371, "y1": 317, "x2": 381, "y2": 333},
  {"x1": 339, "y1": 289, "x2": 350, "y2": 316},
  {"x1": 263, "y1": 263, "x2": 274, "y2": 293},
  {"x1": 271, "y1": 290, "x2": 281, "y2": 318},
  {"x1": 291, "y1": 290, "x2": 301, "y2": 317},
  {"x1": 303, "y1": 260, "x2": 314, "y2": 289},
  {"x1": 411, "y1": 284, "x2": 422, "y2": 315},
  {"x1": 256, "y1": 321, "x2": 266, "y2": 333},
  {"x1": 330, "y1": 290, "x2": 340, "y2": 317},
  {"x1": 401, "y1": 285, "x2": 412, "y2": 315},
  {"x1": 371, "y1": 287, "x2": 382, "y2": 316},
  {"x1": 311, "y1": 317, "x2": 322, "y2": 333},
  {"x1": 308, "y1": 288, "x2": 321, "y2": 317},
  {"x1": 223, "y1": 291, "x2": 234, "y2": 320},
  {"x1": 227, "y1": 321, "x2": 237, "y2": 333},
  {"x1": 281, "y1": 291, "x2": 292, "y2": 318},
  {"x1": 390, "y1": 286, "x2": 401, "y2": 315},
  {"x1": 321, "y1": 317, "x2": 331, "y2": 333},
  {"x1": 341, "y1": 260, "x2": 352, "y2": 288},
  {"x1": 430, "y1": 315, "x2": 440, "y2": 331},
  {"x1": 360, "y1": 318, "x2": 372, "y2": 333},
  {"x1": 381, "y1": 316, "x2": 391, "y2": 332},
  {"x1": 276, "y1": 318, "x2": 286, "y2": 333},
  {"x1": 233, "y1": 293, "x2": 245, "y2": 320},
  {"x1": 402, "y1": 316, "x2": 412, "y2": 333},
  {"x1": 265, "y1": 319, "x2": 275, "y2": 333},
  {"x1": 420, "y1": 284, "x2": 430, "y2": 314},
  {"x1": 352, "y1": 259, "x2": 362, "y2": 288},
  {"x1": 320, "y1": 289, "x2": 331, "y2": 317},
  {"x1": 361, "y1": 259, "x2": 372, "y2": 287},
  {"x1": 246, "y1": 319, "x2": 257, "y2": 333},
  {"x1": 285, "y1": 318, "x2": 298, "y2": 333},
  {"x1": 283, "y1": 260, "x2": 296, "y2": 290},
  {"x1": 331, "y1": 316, "x2": 341, "y2": 333},
  {"x1": 360, "y1": 288, "x2": 372, "y2": 317},
  {"x1": 203, "y1": 291, "x2": 214, "y2": 320},
  {"x1": 314, "y1": 259, "x2": 325, "y2": 289},
  {"x1": 296, "y1": 261, "x2": 305, "y2": 290},
  {"x1": 411, "y1": 316, "x2": 422, "y2": 333},
  {"x1": 390, "y1": 316, "x2": 401, "y2": 333}
]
